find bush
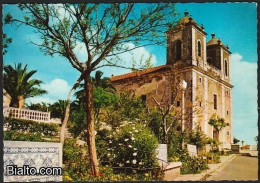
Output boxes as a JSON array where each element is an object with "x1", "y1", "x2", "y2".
[
  {"x1": 205, "y1": 152, "x2": 221, "y2": 164},
  {"x1": 63, "y1": 164, "x2": 163, "y2": 181},
  {"x1": 169, "y1": 149, "x2": 208, "y2": 174},
  {"x1": 4, "y1": 130, "x2": 43, "y2": 141},
  {"x1": 63, "y1": 138, "x2": 84, "y2": 163},
  {"x1": 63, "y1": 136, "x2": 163, "y2": 181},
  {"x1": 4, "y1": 118, "x2": 59, "y2": 136},
  {"x1": 97, "y1": 122, "x2": 159, "y2": 169}
]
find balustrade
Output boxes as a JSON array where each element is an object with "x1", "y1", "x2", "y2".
[{"x1": 3, "y1": 107, "x2": 51, "y2": 123}]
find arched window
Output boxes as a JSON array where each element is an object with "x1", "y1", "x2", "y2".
[
  {"x1": 197, "y1": 40, "x2": 201, "y2": 57},
  {"x1": 175, "y1": 40, "x2": 182, "y2": 60},
  {"x1": 225, "y1": 59, "x2": 228, "y2": 77}
]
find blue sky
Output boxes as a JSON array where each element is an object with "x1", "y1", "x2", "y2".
[{"x1": 3, "y1": 3, "x2": 258, "y2": 145}]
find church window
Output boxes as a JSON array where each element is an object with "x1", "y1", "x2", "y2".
[
  {"x1": 225, "y1": 59, "x2": 228, "y2": 77},
  {"x1": 177, "y1": 101, "x2": 180, "y2": 107},
  {"x1": 197, "y1": 40, "x2": 201, "y2": 57},
  {"x1": 227, "y1": 110, "x2": 229, "y2": 115},
  {"x1": 213, "y1": 94, "x2": 217, "y2": 110},
  {"x1": 175, "y1": 40, "x2": 182, "y2": 60},
  {"x1": 199, "y1": 102, "x2": 202, "y2": 107},
  {"x1": 226, "y1": 90, "x2": 229, "y2": 96},
  {"x1": 199, "y1": 77, "x2": 202, "y2": 83},
  {"x1": 227, "y1": 131, "x2": 229, "y2": 136}
]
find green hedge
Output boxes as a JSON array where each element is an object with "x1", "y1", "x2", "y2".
[
  {"x1": 4, "y1": 130, "x2": 44, "y2": 141},
  {"x1": 4, "y1": 130, "x2": 60, "y2": 142},
  {"x1": 4, "y1": 117, "x2": 59, "y2": 136}
]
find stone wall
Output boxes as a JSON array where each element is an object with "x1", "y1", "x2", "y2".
[{"x1": 3, "y1": 141, "x2": 62, "y2": 182}]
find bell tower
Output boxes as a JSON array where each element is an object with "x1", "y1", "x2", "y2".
[
  {"x1": 206, "y1": 33, "x2": 232, "y2": 83},
  {"x1": 167, "y1": 11, "x2": 208, "y2": 70}
]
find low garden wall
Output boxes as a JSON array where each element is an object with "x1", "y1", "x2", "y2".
[{"x1": 3, "y1": 141, "x2": 62, "y2": 182}]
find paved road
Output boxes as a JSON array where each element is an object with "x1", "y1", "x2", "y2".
[{"x1": 206, "y1": 155, "x2": 258, "y2": 181}]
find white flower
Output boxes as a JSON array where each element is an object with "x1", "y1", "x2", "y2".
[
  {"x1": 133, "y1": 127, "x2": 135, "y2": 130},
  {"x1": 107, "y1": 148, "x2": 111, "y2": 151},
  {"x1": 139, "y1": 162, "x2": 143, "y2": 165},
  {"x1": 129, "y1": 132, "x2": 133, "y2": 134},
  {"x1": 108, "y1": 153, "x2": 111, "y2": 157},
  {"x1": 134, "y1": 148, "x2": 137, "y2": 150},
  {"x1": 132, "y1": 159, "x2": 137, "y2": 164},
  {"x1": 119, "y1": 143, "x2": 122, "y2": 146},
  {"x1": 133, "y1": 152, "x2": 137, "y2": 156},
  {"x1": 131, "y1": 137, "x2": 135, "y2": 140},
  {"x1": 124, "y1": 138, "x2": 129, "y2": 141},
  {"x1": 126, "y1": 160, "x2": 130, "y2": 163},
  {"x1": 109, "y1": 134, "x2": 112, "y2": 138},
  {"x1": 128, "y1": 145, "x2": 132, "y2": 148},
  {"x1": 109, "y1": 140, "x2": 112, "y2": 143},
  {"x1": 114, "y1": 154, "x2": 116, "y2": 158},
  {"x1": 119, "y1": 163, "x2": 124, "y2": 167},
  {"x1": 135, "y1": 130, "x2": 139, "y2": 133}
]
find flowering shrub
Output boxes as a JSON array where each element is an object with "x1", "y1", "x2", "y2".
[{"x1": 98, "y1": 122, "x2": 159, "y2": 169}]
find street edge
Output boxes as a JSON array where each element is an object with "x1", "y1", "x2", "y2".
[{"x1": 200, "y1": 154, "x2": 238, "y2": 181}]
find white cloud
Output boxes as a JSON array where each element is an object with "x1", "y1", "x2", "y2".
[
  {"x1": 26, "y1": 78, "x2": 71, "y2": 105},
  {"x1": 98, "y1": 43, "x2": 157, "y2": 77},
  {"x1": 42, "y1": 78, "x2": 71, "y2": 99},
  {"x1": 231, "y1": 53, "x2": 258, "y2": 145},
  {"x1": 26, "y1": 97, "x2": 56, "y2": 105}
]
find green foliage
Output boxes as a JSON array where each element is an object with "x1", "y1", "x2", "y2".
[
  {"x1": 187, "y1": 126, "x2": 209, "y2": 153},
  {"x1": 25, "y1": 102, "x2": 50, "y2": 112},
  {"x1": 3, "y1": 63, "x2": 47, "y2": 108},
  {"x1": 208, "y1": 138, "x2": 220, "y2": 152},
  {"x1": 93, "y1": 86, "x2": 118, "y2": 115},
  {"x1": 4, "y1": 118, "x2": 59, "y2": 136},
  {"x1": 4, "y1": 130, "x2": 43, "y2": 141},
  {"x1": 63, "y1": 139, "x2": 84, "y2": 163},
  {"x1": 63, "y1": 164, "x2": 162, "y2": 181},
  {"x1": 97, "y1": 122, "x2": 159, "y2": 169},
  {"x1": 104, "y1": 92, "x2": 148, "y2": 128},
  {"x1": 63, "y1": 136, "x2": 163, "y2": 181},
  {"x1": 205, "y1": 152, "x2": 221, "y2": 164},
  {"x1": 3, "y1": 33, "x2": 12, "y2": 55},
  {"x1": 169, "y1": 150, "x2": 208, "y2": 174},
  {"x1": 233, "y1": 137, "x2": 240, "y2": 144},
  {"x1": 49, "y1": 100, "x2": 67, "y2": 120},
  {"x1": 69, "y1": 105, "x2": 86, "y2": 138},
  {"x1": 146, "y1": 109, "x2": 165, "y2": 143},
  {"x1": 167, "y1": 130, "x2": 184, "y2": 158},
  {"x1": 209, "y1": 114, "x2": 229, "y2": 132}
]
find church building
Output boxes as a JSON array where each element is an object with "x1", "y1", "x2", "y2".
[{"x1": 110, "y1": 11, "x2": 233, "y2": 149}]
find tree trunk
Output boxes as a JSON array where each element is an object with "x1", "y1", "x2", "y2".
[
  {"x1": 60, "y1": 74, "x2": 84, "y2": 146},
  {"x1": 163, "y1": 117, "x2": 168, "y2": 144},
  {"x1": 84, "y1": 74, "x2": 100, "y2": 176},
  {"x1": 10, "y1": 97, "x2": 19, "y2": 108}
]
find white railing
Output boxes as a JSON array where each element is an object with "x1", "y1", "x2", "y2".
[{"x1": 3, "y1": 107, "x2": 51, "y2": 123}]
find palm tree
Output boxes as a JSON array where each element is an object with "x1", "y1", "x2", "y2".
[
  {"x1": 3, "y1": 63, "x2": 47, "y2": 108},
  {"x1": 49, "y1": 100, "x2": 67, "y2": 121}
]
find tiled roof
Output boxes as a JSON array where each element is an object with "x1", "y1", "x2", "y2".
[{"x1": 110, "y1": 65, "x2": 168, "y2": 82}]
